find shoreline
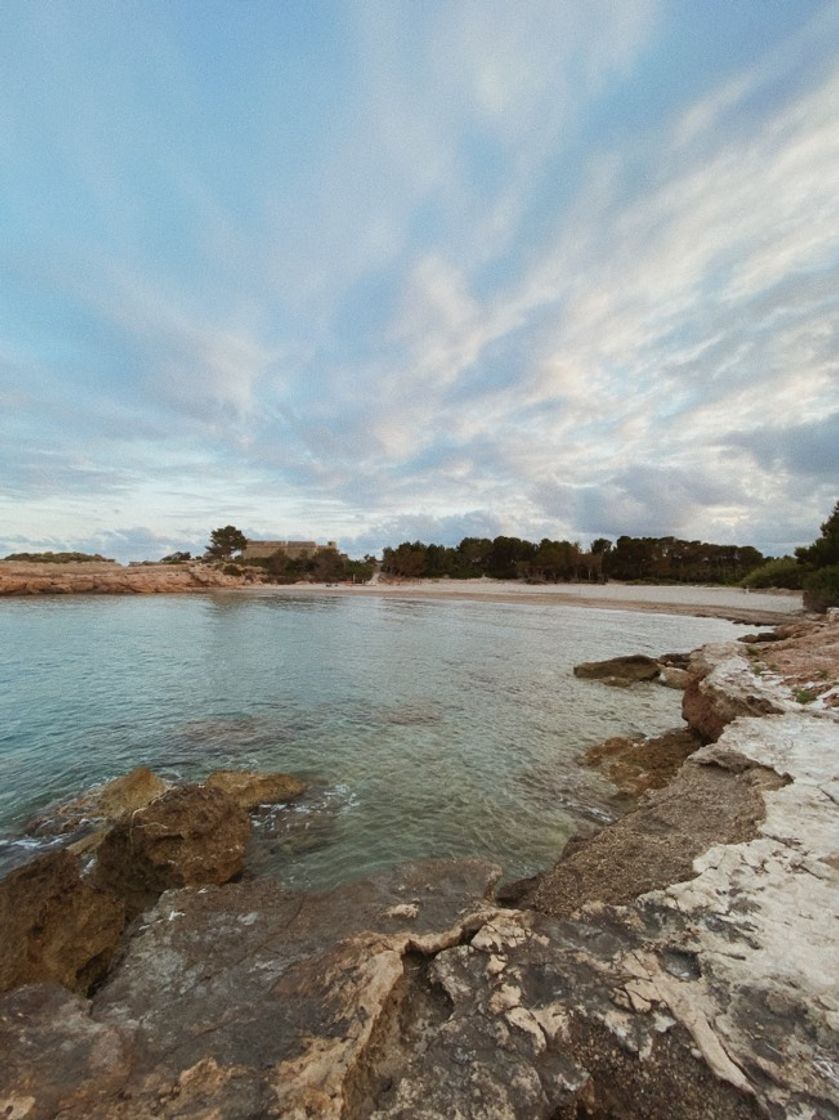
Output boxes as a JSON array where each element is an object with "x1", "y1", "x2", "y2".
[
  {"x1": 0, "y1": 561, "x2": 803, "y2": 625},
  {"x1": 230, "y1": 578, "x2": 803, "y2": 625},
  {"x1": 1, "y1": 615, "x2": 836, "y2": 1118}
]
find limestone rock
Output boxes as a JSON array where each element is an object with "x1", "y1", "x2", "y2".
[
  {"x1": 0, "y1": 984, "x2": 132, "y2": 1120},
  {"x1": 658, "y1": 665, "x2": 691, "y2": 689},
  {"x1": 14, "y1": 860, "x2": 497, "y2": 1120},
  {"x1": 525, "y1": 749, "x2": 780, "y2": 918},
  {"x1": 0, "y1": 850, "x2": 125, "y2": 995},
  {"x1": 0, "y1": 560, "x2": 246, "y2": 597},
  {"x1": 573, "y1": 654, "x2": 660, "y2": 686},
  {"x1": 682, "y1": 644, "x2": 786, "y2": 741},
  {"x1": 93, "y1": 785, "x2": 250, "y2": 916},
  {"x1": 204, "y1": 769, "x2": 305, "y2": 810},
  {"x1": 27, "y1": 766, "x2": 168, "y2": 837}
]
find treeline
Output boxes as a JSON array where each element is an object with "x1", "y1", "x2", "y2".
[
  {"x1": 381, "y1": 535, "x2": 766, "y2": 585},
  {"x1": 240, "y1": 550, "x2": 375, "y2": 585},
  {"x1": 744, "y1": 500, "x2": 839, "y2": 610}
]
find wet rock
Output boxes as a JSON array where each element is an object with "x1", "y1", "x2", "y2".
[
  {"x1": 658, "y1": 665, "x2": 692, "y2": 689},
  {"x1": 573, "y1": 654, "x2": 660, "y2": 686},
  {"x1": 0, "y1": 850, "x2": 125, "y2": 995},
  {"x1": 583, "y1": 727, "x2": 701, "y2": 796},
  {"x1": 204, "y1": 769, "x2": 305, "y2": 810},
  {"x1": 27, "y1": 767, "x2": 168, "y2": 837},
  {"x1": 524, "y1": 751, "x2": 780, "y2": 918},
  {"x1": 93, "y1": 785, "x2": 250, "y2": 916}
]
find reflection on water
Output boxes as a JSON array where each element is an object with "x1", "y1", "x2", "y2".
[{"x1": 0, "y1": 592, "x2": 742, "y2": 886}]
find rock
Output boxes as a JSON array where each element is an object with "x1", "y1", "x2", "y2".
[
  {"x1": 93, "y1": 786, "x2": 250, "y2": 916},
  {"x1": 0, "y1": 985, "x2": 132, "y2": 1120},
  {"x1": 0, "y1": 850, "x2": 125, "y2": 995},
  {"x1": 0, "y1": 560, "x2": 246, "y2": 597},
  {"x1": 737, "y1": 631, "x2": 780, "y2": 643},
  {"x1": 583, "y1": 727, "x2": 701, "y2": 795},
  {"x1": 658, "y1": 665, "x2": 691, "y2": 689},
  {"x1": 681, "y1": 645, "x2": 786, "y2": 741},
  {"x1": 204, "y1": 769, "x2": 305, "y2": 810},
  {"x1": 0, "y1": 860, "x2": 499, "y2": 1119},
  {"x1": 573, "y1": 654, "x2": 660, "y2": 686},
  {"x1": 524, "y1": 751, "x2": 782, "y2": 918},
  {"x1": 27, "y1": 767, "x2": 168, "y2": 837}
]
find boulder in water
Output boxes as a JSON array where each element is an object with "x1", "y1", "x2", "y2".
[
  {"x1": 93, "y1": 786, "x2": 250, "y2": 916},
  {"x1": 27, "y1": 766, "x2": 168, "y2": 837},
  {"x1": 204, "y1": 769, "x2": 305, "y2": 810},
  {"x1": 573, "y1": 653, "x2": 660, "y2": 686}
]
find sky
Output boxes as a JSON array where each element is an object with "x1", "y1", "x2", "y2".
[{"x1": 1, "y1": 0, "x2": 838, "y2": 562}]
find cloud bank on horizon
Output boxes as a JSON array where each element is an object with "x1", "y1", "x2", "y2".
[{"x1": 1, "y1": 0, "x2": 837, "y2": 562}]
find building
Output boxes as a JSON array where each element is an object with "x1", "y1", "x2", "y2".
[{"x1": 241, "y1": 539, "x2": 338, "y2": 562}]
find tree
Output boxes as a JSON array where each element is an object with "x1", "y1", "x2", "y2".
[
  {"x1": 206, "y1": 525, "x2": 247, "y2": 560},
  {"x1": 796, "y1": 500, "x2": 839, "y2": 570}
]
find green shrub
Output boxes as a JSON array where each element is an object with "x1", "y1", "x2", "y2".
[
  {"x1": 802, "y1": 564, "x2": 839, "y2": 612},
  {"x1": 741, "y1": 556, "x2": 803, "y2": 589},
  {"x1": 2, "y1": 551, "x2": 113, "y2": 563}
]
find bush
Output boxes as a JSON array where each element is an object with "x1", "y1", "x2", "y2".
[
  {"x1": 802, "y1": 564, "x2": 839, "y2": 612},
  {"x1": 740, "y1": 556, "x2": 803, "y2": 589},
  {"x1": 2, "y1": 551, "x2": 113, "y2": 563}
]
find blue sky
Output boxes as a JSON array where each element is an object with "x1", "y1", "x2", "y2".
[{"x1": 2, "y1": 0, "x2": 838, "y2": 561}]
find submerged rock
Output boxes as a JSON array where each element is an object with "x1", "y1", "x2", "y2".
[
  {"x1": 93, "y1": 785, "x2": 250, "y2": 916},
  {"x1": 583, "y1": 727, "x2": 701, "y2": 795},
  {"x1": 204, "y1": 769, "x2": 306, "y2": 810},
  {"x1": 573, "y1": 654, "x2": 660, "y2": 686},
  {"x1": 0, "y1": 850, "x2": 125, "y2": 995}
]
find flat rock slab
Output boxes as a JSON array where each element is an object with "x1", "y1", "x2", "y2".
[
  {"x1": 573, "y1": 654, "x2": 661, "y2": 686},
  {"x1": 0, "y1": 859, "x2": 501, "y2": 1120}
]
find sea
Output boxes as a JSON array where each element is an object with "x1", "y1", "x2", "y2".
[{"x1": 0, "y1": 591, "x2": 742, "y2": 887}]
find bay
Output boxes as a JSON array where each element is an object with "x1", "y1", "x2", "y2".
[{"x1": 0, "y1": 591, "x2": 740, "y2": 887}]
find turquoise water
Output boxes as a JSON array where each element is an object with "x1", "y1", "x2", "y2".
[{"x1": 0, "y1": 592, "x2": 740, "y2": 887}]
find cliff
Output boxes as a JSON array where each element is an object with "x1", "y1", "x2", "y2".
[{"x1": 0, "y1": 619, "x2": 837, "y2": 1118}]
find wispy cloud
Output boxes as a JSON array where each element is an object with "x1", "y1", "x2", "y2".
[{"x1": 1, "y1": 1, "x2": 837, "y2": 559}]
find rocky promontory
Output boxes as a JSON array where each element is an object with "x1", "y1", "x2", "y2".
[
  {"x1": 1, "y1": 619, "x2": 837, "y2": 1119},
  {"x1": 0, "y1": 559, "x2": 252, "y2": 596}
]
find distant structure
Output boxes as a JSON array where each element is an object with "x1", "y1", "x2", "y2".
[{"x1": 241, "y1": 539, "x2": 338, "y2": 561}]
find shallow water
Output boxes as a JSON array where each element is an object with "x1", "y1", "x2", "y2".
[{"x1": 0, "y1": 592, "x2": 741, "y2": 887}]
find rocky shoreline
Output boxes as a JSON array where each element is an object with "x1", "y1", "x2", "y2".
[
  {"x1": 0, "y1": 560, "x2": 803, "y2": 626},
  {"x1": 1, "y1": 617, "x2": 837, "y2": 1118},
  {"x1": 0, "y1": 560, "x2": 250, "y2": 596}
]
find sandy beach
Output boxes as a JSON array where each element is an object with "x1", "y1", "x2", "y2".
[{"x1": 243, "y1": 577, "x2": 803, "y2": 625}]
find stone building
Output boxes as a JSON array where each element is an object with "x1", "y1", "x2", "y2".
[{"x1": 241, "y1": 539, "x2": 338, "y2": 562}]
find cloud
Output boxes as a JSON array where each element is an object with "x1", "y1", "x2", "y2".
[
  {"x1": 726, "y1": 411, "x2": 839, "y2": 481},
  {"x1": 2, "y1": 2, "x2": 838, "y2": 558}
]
